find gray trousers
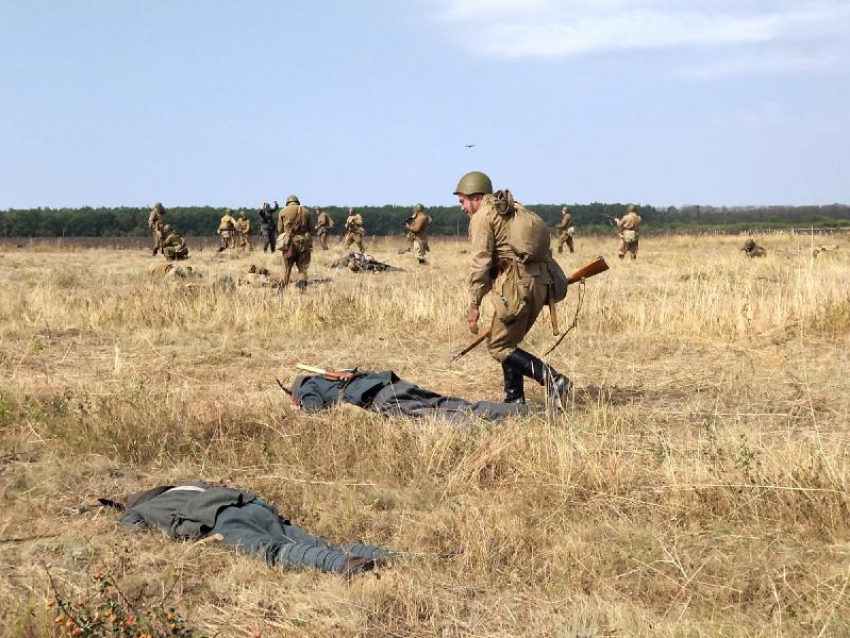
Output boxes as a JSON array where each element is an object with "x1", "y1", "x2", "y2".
[{"x1": 213, "y1": 503, "x2": 388, "y2": 574}]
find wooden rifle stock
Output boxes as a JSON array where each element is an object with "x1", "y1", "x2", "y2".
[
  {"x1": 566, "y1": 256, "x2": 609, "y2": 285},
  {"x1": 296, "y1": 364, "x2": 358, "y2": 381}
]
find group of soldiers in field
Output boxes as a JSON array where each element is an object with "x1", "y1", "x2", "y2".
[
  {"x1": 147, "y1": 194, "x2": 645, "y2": 277},
  {"x1": 145, "y1": 175, "x2": 782, "y2": 414}
]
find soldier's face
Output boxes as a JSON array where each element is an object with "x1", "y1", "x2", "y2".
[{"x1": 458, "y1": 194, "x2": 482, "y2": 220}]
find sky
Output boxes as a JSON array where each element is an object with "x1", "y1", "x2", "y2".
[{"x1": 1, "y1": 0, "x2": 848, "y2": 209}]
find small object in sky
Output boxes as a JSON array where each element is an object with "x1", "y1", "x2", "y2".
[{"x1": 464, "y1": 144, "x2": 475, "y2": 149}]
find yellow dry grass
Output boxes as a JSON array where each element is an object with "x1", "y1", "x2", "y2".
[{"x1": 1, "y1": 233, "x2": 849, "y2": 637}]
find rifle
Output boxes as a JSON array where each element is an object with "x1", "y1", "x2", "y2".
[
  {"x1": 450, "y1": 331, "x2": 489, "y2": 363},
  {"x1": 296, "y1": 364, "x2": 358, "y2": 381},
  {"x1": 450, "y1": 256, "x2": 609, "y2": 363},
  {"x1": 604, "y1": 215, "x2": 618, "y2": 228}
]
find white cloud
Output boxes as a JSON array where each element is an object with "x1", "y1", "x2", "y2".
[
  {"x1": 680, "y1": 48, "x2": 841, "y2": 79},
  {"x1": 433, "y1": 0, "x2": 850, "y2": 67}
]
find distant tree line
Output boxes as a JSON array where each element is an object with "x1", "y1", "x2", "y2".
[{"x1": 1, "y1": 203, "x2": 848, "y2": 237}]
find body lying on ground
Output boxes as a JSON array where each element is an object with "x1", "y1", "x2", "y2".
[
  {"x1": 329, "y1": 252, "x2": 403, "y2": 272},
  {"x1": 115, "y1": 482, "x2": 391, "y2": 577},
  {"x1": 292, "y1": 369, "x2": 529, "y2": 422}
]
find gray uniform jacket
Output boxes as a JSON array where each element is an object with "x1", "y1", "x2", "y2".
[{"x1": 119, "y1": 482, "x2": 256, "y2": 539}]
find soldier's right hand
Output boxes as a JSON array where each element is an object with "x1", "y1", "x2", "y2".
[{"x1": 467, "y1": 305, "x2": 480, "y2": 334}]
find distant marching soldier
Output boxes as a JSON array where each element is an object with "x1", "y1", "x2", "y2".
[
  {"x1": 403, "y1": 203, "x2": 431, "y2": 265},
  {"x1": 614, "y1": 204, "x2": 642, "y2": 260},
  {"x1": 235, "y1": 210, "x2": 253, "y2": 251},
  {"x1": 315, "y1": 206, "x2": 334, "y2": 250},
  {"x1": 277, "y1": 195, "x2": 315, "y2": 290},
  {"x1": 217, "y1": 208, "x2": 237, "y2": 252},
  {"x1": 556, "y1": 206, "x2": 575, "y2": 254},
  {"x1": 148, "y1": 202, "x2": 167, "y2": 256},
  {"x1": 258, "y1": 202, "x2": 276, "y2": 253},
  {"x1": 343, "y1": 207, "x2": 366, "y2": 253}
]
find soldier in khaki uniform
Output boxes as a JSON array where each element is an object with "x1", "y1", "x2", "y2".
[
  {"x1": 343, "y1": 207, "x2": 366, "y2": 253},
  {"x1": 455, "y1": 171, "x2": 571, "y2": 406},
  {"x1": 217, "y1": 208, "x2": 237, "y2": 251},
  {"x1": 148, "y1": 202, "x2": 167, "y2": 256},
  {"x1": 403, "y1": 203, "x2": 431, "y2": 265},
  {"x1": 556, "y1": 206, "x2": 574, "y2": 254},
  {"x1": 315, "y1": 207, "x2": 334, "y2": 250},
  {"x1": 161, "y1": 225, "x2": 189, "y2": 261},
  {"x1": 277, "y1": 195, "x2": 315, "y2": 289},
  {"x1": 235, "y1": 210, "x2": 253, "y2": 251},
  {"x1": 742, "y1": 238, "x2": 766, "y2": 258},
  {"x1": 614, "y1": 204, "x2": 641, "y2": 259}
]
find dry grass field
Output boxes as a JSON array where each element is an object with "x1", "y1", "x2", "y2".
[{"x1": 1, "y1": 232, "x2": 849, "y2": 637}]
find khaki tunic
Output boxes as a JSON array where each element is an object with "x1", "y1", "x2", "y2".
[
  {"x1": 406, "y1": 211, "x2": 431, "y2": 261},
  {"x1": 218, "y1": 214, "x2": 237, "y2": 249},
  {"x1": 148, "y1": 208, "x2": 165, "y2": 249},
  {"x1": 162, "y1": 232, "x2": 188, "y2": 260},
  {"x1": 235, "y1": 217, "x2": 252, "y2": 249},
  {"x1": 616, "y1": 212, "x2": 641, "y2": 257},
  {"x1": 556, "y1": 211, "x2": 574, "y2": 252},
  {"x1": 468, "y1": 196, "x2": 549, "y2": 362},
  {"x1": 344, "y1": 214, "x2": 365, "y2": 252},
  {"x1": 278, "y1": 204, "x2": 315, "y2": 286},
  {"x1": 316, "y1": 212, "x2": 333, "y2": 232},
  {"x1": 316, "y1": 211, "x2": 333, "y2": 249}
]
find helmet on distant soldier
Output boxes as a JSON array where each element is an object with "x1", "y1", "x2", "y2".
[
  {"x1": 239, "y1": 210, "x2": 247, "y2": 218},
  {"x1": 286, "y1": 195, "x2": 300, "y2": 205},
  {"x1": 225, "y1": 208, "x2": 233, "y2": 215},
  {"x1": 453, "y1": 171, "x2": 493, "y2": 196},
  {"x1": 163, "y1": 224, "x2": 172, "y2": 233},
  {"x1": 152, "y1": 202, "x2": 164, "y2": 211},
  {"x1": 562, "y1": 206, "x2": 570, "y2": 214},
  {"x1": 413, "y1": 203, "x2": 425, "y2": 213},
  {"x1": 627, "y1": 204, "x2": 636, "y2": 213},
  {"x1": 743, "y1": 238, "x2": 756, "y2": 250}
]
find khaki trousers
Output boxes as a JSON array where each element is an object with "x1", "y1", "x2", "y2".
[{"x1": 486, "y1": 268, "x2": 550, "y2": 361}]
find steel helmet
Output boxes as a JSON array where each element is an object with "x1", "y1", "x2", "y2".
[
  {"x1": 286, "y1": 195, "x2": 300, "y2": 205},
  {"x1": 453, "y1": 171, "x2": 493, "y2": 196}
]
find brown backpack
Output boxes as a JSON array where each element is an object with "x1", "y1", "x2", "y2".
[{"x1": 491, "y1": 190, "x2": 551, "y2": 264}]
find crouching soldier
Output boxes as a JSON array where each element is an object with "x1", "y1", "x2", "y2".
[
  {"x1": 277, "y1": 195, "x2": 315, "y2": 290},
  {"x1": 742, "y1": 238, "x2": 766, "y2": 258},
  {"x1": 454, "y1": 170, "x2": 572, "y2": 408},
  {"x1": 161, "y1": 225, "x2": 189, "y2": 261},
  {"x1": 117, "y1": 482, "x2": 391, "y2": 577}
]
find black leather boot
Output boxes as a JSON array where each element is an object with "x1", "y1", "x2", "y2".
[
  {"x1": 501, "y1": 358, "x2": 526, "y2": 404},
  {"x1": 503, "y1": 349, "x2": 572, "y2": 406}
]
